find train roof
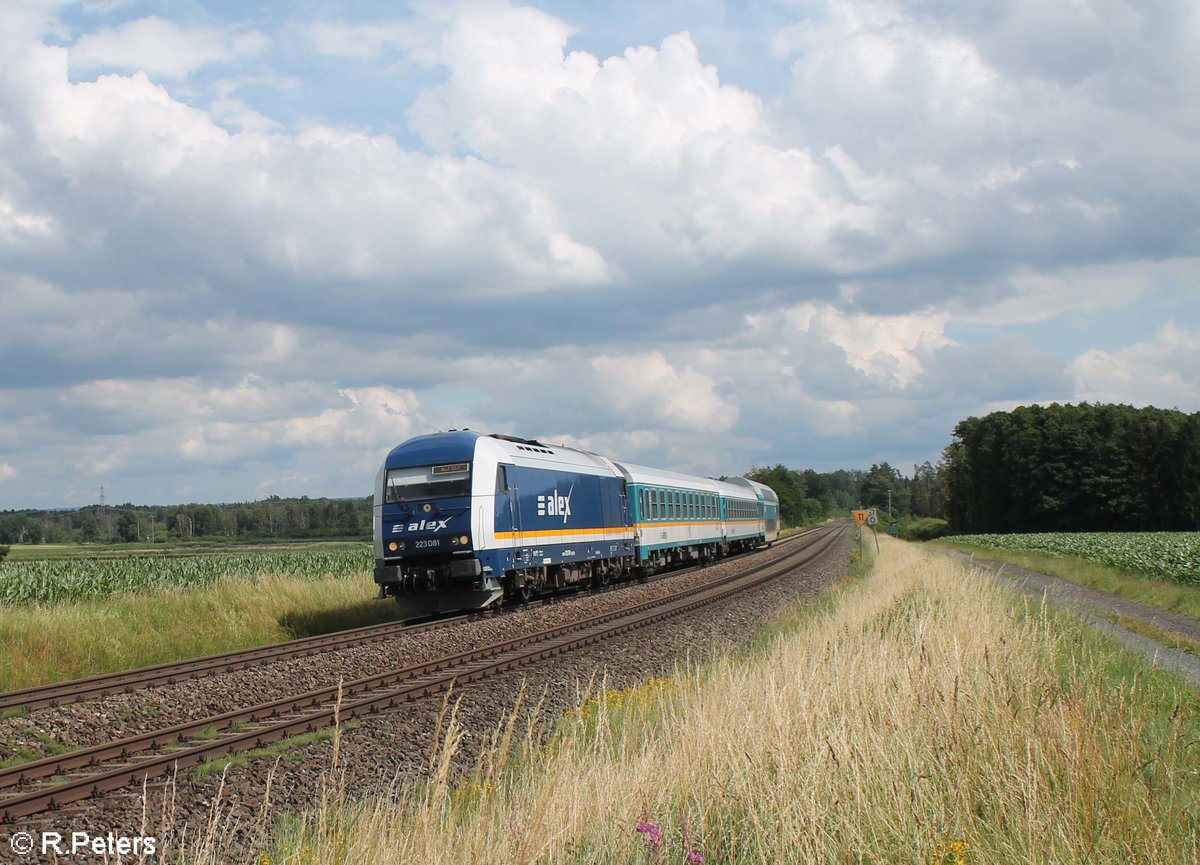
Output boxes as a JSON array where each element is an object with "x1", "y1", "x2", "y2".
[
  {"x1": 381, "y1": 432, "x2": 777, "y2": 500},
  {"x1": 615, "y1": 462, "x2": 761, "y2": 501},
  {"x1": 723, "y1": 476, "x2": 780, "y2": 505}
]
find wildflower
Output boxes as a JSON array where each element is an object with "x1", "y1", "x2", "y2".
[
  {"x1": 929, "y1": 838, "x2": 970, "y2": 865},
  {"x1": 637, "y1": 804, "x2": 664, "y2": 857},
  {"x1": 678, "y1": 808, "x2": 703, "y2": 865},
  {"x1": 636, "y1": 819, "x2": 664, "y2": 855}
]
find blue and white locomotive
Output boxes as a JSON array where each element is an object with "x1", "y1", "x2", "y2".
[{"x1": 372, "y1": 430, "x2": 780, "y2": 615}]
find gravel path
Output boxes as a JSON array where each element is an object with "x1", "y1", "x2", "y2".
[
  {"x1": 1, "y1": 531, "x2": 851, "y2": 863},
  {"x1": 939, "y1": 548, "x2": 1200, "y2": 686}
]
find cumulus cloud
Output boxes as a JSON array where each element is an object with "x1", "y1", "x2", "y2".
[
  {"x1": 408, "y1": 7, "x2": 877, "y2": 277},
  {"x1": 69, "y1": 16, "x2": 270, "y2": 79},
  {"x1": 0, "y1": 0, "x2": 1197, "y2": 506},
  {"x1": 1070, "y1": 324, "x2": 1200, "y2": 410}
]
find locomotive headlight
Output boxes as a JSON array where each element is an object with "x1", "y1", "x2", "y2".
[
  {"x1": 459, "y1": 535, "x2": 469, "y2": 545},
  {"x1": 422, "y1": 503, "x2": 433, "y2": 513},
  {"x1": 388, "y1": 541, "x2": 399, "y2": 552},
  {"x1": 450, "y1": 536, "x2": 459, "y2": 546}
]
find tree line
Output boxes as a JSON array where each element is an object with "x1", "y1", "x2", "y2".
[
  {"x1": 942, "y1": 402, "x2": 1200, "y2": 532},
  {"x1": 0, "y1": 496, "x2": 370, "y2": 545},
  {"x1": 4, "y1": 402, "x2": 1195, "y2": 546},
  {"x1": 747, "y1": 460, "x2": 946, "y2": 531}
]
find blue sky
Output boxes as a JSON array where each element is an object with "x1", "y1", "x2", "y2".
[{"x1": 1, "y1": 0, "x2": 1198, "y2": 508}]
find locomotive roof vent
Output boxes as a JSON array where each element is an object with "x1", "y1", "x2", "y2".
[{"x1": 490, "y1": 433, "x2": 555, "y2": 454}]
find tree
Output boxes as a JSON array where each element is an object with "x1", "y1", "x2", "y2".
[
  {"x1": 942, "y1": 403, "x2": 1200, "y2": 532},
  {"x1": 860, "y1": 462, "x2": 910, "y2": 517}
]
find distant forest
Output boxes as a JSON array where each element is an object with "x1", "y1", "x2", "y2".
[
  {"x1": 3, "y1": 402, "x2": 1197, "y2": 546},
  {"x1": 0, "y1": 496, "x2": 368, "y2": 545}
]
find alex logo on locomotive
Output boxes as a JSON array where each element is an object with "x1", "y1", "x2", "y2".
[
  {"x1": 391, "y1": 518, "x2": 452, "y2": 533},
  {"x1": 536, "y1": 486, "x2": 573, "y2": 522}
]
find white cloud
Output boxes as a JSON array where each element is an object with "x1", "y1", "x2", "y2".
[
  {"x1": 304, "y1": 20, "x2": 423, "y2": 59},
  {"x1": 0, "y1": 197, "x2": 55, "y2": 238},
  {"x1": 408, "y1": 7, "x2": 877, "y2": 272},
  {"x1": 955, "y1": 259, "x2": 1198, "y2": 326},
  {"x1": 590, "y1": 352, "x2": 738, "y2": 434},
  {"x1": 70, "y1": 16, "x2": 269, "y2": 80},
  {"x1": 747, "y1": 302, "x2": 954, "y2": 388},
  {"x1": 207, "y1": 97, "x2": 280, "y2": 132},
  {"x1": 0, "y1": 0, "x2": 1198, "y2": 506},
  {"x1": 1069, "y1": 324, "x2": 1200, "y2": 410},
  {"x1": 0, "y1": 463, "x2": 16, "y2": 482}
]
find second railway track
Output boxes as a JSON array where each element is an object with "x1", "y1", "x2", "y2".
[
  {"x1": 0, "y1": 526, "x2": 823, "y2": 716},
  {"x1": 0, "y1": 523, "x2": 845, "y2": 821}
]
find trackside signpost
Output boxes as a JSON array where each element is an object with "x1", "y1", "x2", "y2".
[{"x1": 851, "y1": 509, "x2": 880, "y2": 557}]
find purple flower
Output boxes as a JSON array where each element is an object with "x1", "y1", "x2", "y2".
[
  {"x1": 686, "y1": 851, "x2": 705, "y2": 864},
  {"x1": 636, "y1": 820, "x2": 664, "y2": 854}
]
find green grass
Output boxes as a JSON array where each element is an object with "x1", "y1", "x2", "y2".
[
  {"x1": 188, "y1": 723, "x2": 359, "y2": 783},
  {"x1": 934, "y1": 540, "x2": 1200, "y2": 622},
  {"x1": 0, "y1": 732, "x2": 73, "y2": 769},
  {"x1": 1099, "y1": 612, "x2": 1200, "y2": 657},
  {"x1": 0, "y1": 572, "x2": 408, "y2": 692}
]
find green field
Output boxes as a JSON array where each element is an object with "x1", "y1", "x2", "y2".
[
  {"x1": 0, "y1": 543, "x2": 373, "y2": 604},
  {"x1": 944, "y1": 531, "x2": 1200, "y2": 585}
]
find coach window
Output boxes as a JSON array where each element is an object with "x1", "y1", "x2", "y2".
[{"x1": 496, "y1": 465, "x2": 509, "y2": 494}]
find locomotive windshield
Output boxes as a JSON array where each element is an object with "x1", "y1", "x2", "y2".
[{"x1": 385, "y1": 463, "x2": 471, "y2": 503}]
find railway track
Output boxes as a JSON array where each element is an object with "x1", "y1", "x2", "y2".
[
  {"x1": 0, "y1": 527, "x2": 819, "y2": 716},
  {"x1": 0, "y1": 523, "x2": 844, "y2": 820}
]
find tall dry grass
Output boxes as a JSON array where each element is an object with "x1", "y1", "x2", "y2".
[{"x1": 207, "y1": 539, "x2": 1199, "y2": 864}]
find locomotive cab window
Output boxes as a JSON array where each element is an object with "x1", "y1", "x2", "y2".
[{"x1": 385, "y1": 463, "x2": 471, "y2": 503}]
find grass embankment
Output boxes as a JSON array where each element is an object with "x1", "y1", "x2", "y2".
[
  {"x1": 933, "y1": 540, "x2": 1200, "y2": 621},
  {"x1": 0, "y1": 573, "x2": 403, "y2": 692},
  {"x1": 234, "y1": 539, "x2": 1199, "y2": 865}
]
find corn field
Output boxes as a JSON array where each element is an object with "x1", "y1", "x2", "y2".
[
  {"x1": 947, "y1": 531, "x2": 1200, "y2": 585},
  {"x1": 0, "y1": 546, "x2": 373, "y2": 604}
]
